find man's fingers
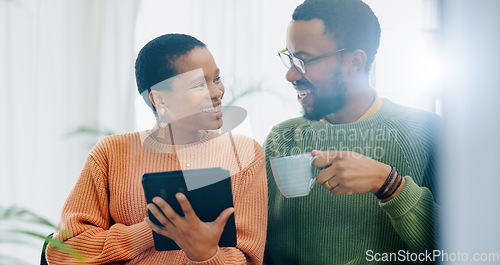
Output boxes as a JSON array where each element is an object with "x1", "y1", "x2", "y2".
[
  {"x1": 321, "y1": 179, "x2": 335, "y2": 190},
  {"x1": 315, "y1": 165, "x2": 337, "y2": 185},
  {"x1": 312, "y1": 150, "x2": 345, "y2": 168},
  {"x1": 312, "y1": 150, "x2": 329, "y2": 168}
]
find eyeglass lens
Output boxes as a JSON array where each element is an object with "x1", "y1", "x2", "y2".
[{"x1": 279, "y1": 51, "x2": 306, "y2": 74}]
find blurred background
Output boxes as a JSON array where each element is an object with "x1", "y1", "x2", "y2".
[{"x1": 1, "y1": 0, "x2": 499, "y2": 264}]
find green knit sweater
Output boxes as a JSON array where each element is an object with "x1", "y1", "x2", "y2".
[{"x1": 263, "y1": 99, "x2": 440, "y2": 265}]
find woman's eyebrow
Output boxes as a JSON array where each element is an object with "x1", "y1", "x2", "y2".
[
  {"x1": 190, "y1": 76, "x2": 205, "y2": 83},
  {"x1": 213, "y1": 68, "x2": 220, "y2": 76},
  {"x1": 202, "y1": 68, "x2": 220, "y2": 80}
]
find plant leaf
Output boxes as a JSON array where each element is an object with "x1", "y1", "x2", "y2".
[
  {"x1": 63, "y1": 126, "x2": 115, "y2": 138},
  {"x1": 11, "y1": 231, "x2": 84, "y2": 262},
  {"x1": 0, "y1": 206, "x2": 83, "y2": 263},
  {"x1": 0, "y1": 206, "x2": 56, "y2": 229}
]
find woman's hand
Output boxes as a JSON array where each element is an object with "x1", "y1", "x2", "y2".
[{"x1": 145, "y1": 193, "x2": 234, "y2": 261}]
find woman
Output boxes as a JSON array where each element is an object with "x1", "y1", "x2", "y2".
[{"x1": 45, "y1": 34, "x2": 267, "y2": 264}]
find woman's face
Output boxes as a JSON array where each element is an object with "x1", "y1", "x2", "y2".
[{"x1": 152, "y1": 47, "x2": 225, "y2": 132}]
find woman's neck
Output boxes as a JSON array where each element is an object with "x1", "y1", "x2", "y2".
[{"x1": 151, "y1": 123, "x2": 206, "y2": 145}]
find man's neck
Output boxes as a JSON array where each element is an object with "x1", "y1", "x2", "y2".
[{"x1": 324, "y1": 89, "x2": 376, "y2": 124}]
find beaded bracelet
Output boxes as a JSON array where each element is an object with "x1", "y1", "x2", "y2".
[
  {"x1": 374, "y1": 166, "x2": 396, "y2": 198},
  {"x1": 381, "y1": 171, "x2": 400, "y2": 198},
  {"x1": 378, "y1": 171, "x2": 403, "y2": 200}
]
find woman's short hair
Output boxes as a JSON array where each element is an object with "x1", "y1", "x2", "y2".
[{"x1": 135, "y1": 33, "x2": 206, "y2": 112}]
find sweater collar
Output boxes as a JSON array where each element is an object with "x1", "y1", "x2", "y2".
[
  {"x1": 320, "y1": 94, "x2": 383, "y2": 125},
  {"x1": 139, "y1": 130, "x2": 217, "y2": 154}
]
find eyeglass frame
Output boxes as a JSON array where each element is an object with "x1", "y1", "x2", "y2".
[{"x1": 278, "y1": 48, "x2": 346, "y2": 75}]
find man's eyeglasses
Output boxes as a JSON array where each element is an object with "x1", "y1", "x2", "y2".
[{"x1": 278, "y1": 48, "x2": 346, "y2": 75}]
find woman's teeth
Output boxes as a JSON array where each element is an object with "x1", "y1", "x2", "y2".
[
  {"x1": 201, "y1": 105, "x2": 222, "y2": 113},
  {"x1": 298, "y1": 89, "x2": 312, "y2": 99}
]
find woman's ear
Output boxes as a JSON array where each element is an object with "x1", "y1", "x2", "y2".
[
  {"x1": 149, "y1": 90, "x2": 165, "y2": 110},
  {"x1": 349, "y1": 49, "x2": 367, "y2": 74}
]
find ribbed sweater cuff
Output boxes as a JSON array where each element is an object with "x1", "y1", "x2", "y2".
[
  {"x1": 379, "y1": 176, "x2": 422, "y2": 219},
  {"x1": 130, "y1": 221, "x2": 155, "y2": 253},
  {"x1": 187, "y1": 247, "x2": 225, "y2": 265}
]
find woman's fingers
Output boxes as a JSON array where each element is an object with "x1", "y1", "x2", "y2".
[
  {"x1": 150, "y1": 197, "x2": 179, "y2": 226},
  {"x1": 145, "y1": 216, "x2": 172, "y2": 237},
  {"x1": 176, "y1": 193, "x2": 199, "y2": 224},
  {"x1": 144, "y1": 195, "x2": 233, "y2": 260},
  {"x1": 212, "y1": 207, "x2": 234, "y2": 230}
]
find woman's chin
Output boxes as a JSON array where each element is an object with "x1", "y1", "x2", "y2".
[
  {"x1": 201, "y1": 117, "x2": 223, "y2": 131},
  {"x1": 216, "y1": 118, "x2": 223, "y2": 129}
]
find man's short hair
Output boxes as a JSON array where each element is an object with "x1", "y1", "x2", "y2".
[
  {"x1": 293, "y1": 0, "x2": 381, "y2": 73},
  {"x1": 135, "y1": 33, "x2": 206, "y2": 111}
]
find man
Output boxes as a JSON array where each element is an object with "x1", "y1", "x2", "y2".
[{"x1": 263, "y1": 0, "x2": 439, "y2": 264}]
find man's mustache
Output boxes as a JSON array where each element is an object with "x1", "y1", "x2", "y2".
[{"x1": 292, "y1": 79, "x2": 315, "y2": 91}]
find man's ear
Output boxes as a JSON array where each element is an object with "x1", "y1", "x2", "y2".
[
  {"x1": 149, "y1": 90, "x2": 165, "y2": 110},
  {"x1": 349, "y1": 49, "x2": 367, "y2": 74}
]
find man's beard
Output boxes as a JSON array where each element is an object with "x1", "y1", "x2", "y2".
[{"x1": 302, "y1": 67, "x2": 347, "y2": 121}]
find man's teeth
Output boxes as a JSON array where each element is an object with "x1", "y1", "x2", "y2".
[
  {"x1": 298, "y1": 89, "x2": 312, "y2": 99},
  {"x1": 201, "y1": 105, "x2": 222, "y2": 113}
]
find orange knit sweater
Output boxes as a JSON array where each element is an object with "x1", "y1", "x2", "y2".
[{"x1": 46, "y1": 131, "x2": 267, "y2": 265}]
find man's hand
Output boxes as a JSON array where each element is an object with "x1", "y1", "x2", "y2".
[
  {"x1": 312, "y1": 150, "x2": 399, "y2": 198},
  {"x1": 145, "y1": 193, "x2": 234, "y2": 261}
]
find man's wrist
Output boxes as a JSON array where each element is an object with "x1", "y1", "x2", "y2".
[
  {"x1": 380, "y1": 177, "x2": 406, "y2": 202},
  {"x1": 372, "y1": 163, "x2": 392, "y2": 193},
  {"x1": 373, "y1": 165, "x2": 405, "y2": 201}
]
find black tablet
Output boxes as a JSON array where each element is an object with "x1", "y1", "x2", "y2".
[{"x1": 142, "y1": 167, "x2": 237, "y2": 251}]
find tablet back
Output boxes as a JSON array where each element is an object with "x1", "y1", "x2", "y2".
[{"x1": 142, "y1": 167, "x2": 237, "y2": 251}]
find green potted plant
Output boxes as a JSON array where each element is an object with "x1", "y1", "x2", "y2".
[{"x1": 0, "y1": 206, "x2": 82, "y2": 264}]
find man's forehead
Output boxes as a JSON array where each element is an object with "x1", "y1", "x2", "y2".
[{"x1": 286, "y1": 19, "x2": 335, "y2": 55}]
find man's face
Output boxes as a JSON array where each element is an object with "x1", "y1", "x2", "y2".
[{"x1": 285, "y1": 19, "x2": 348, "y2": 121}]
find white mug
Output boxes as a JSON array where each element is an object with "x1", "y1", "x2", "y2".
[{"x1": 270, "y1": 153, "x2": 317, "y2": 198}]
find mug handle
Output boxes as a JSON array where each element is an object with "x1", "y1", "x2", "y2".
[
  {"x1": 310, "y1": 155, "x2": 317, "y2": 171},
  {"x1": 310, "y1": 155, "x2": 328, "y2": 171},
  {"x1": 308, "y1": 156, "x2": 317, "y2": 190},
  {"x1": 308, "y1": 155, "x2": 327, "y2": 190}
]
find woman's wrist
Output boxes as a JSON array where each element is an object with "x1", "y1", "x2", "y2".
[{"x1": 185, "y1": 245, "x2": 219, "y2": 262}]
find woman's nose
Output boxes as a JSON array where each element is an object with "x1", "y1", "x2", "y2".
[{"x1": 208, "y1": 84, "x2": 223, "y2": 99}]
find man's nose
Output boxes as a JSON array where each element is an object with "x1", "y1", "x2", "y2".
[{"x1": 285, "y1": 65, "x2": 304, "y2": 83}]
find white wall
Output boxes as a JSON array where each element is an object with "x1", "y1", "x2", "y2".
[{"x1": 0, "y1": 0, "x2": 138, "y2": 264}]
